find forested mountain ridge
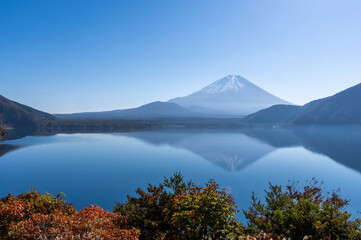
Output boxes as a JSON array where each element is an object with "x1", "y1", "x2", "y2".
[
  {"x1": 243, "y1": 82, "x2": 361, "y2": 125},
  {"x1": 0, "y1": 95, "x2": 58, "y2": 128},
  {"x1": 294, "y1": 82, "x2": 361, "y2": 124}
]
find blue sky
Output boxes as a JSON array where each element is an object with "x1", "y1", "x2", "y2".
[{"x1": 1, "y1": 0, "x2": 361, "y2": 113}]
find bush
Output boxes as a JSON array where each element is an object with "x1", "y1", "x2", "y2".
[
  {"x1": 169, "y1": 179, "x2": 242, "y2": 239},
  {"x1": 243, "y1": 179, "x2": 361, "y2": 239},
  {"x1": 114, "y1": 173, "x2": 242, "y2": 239}
]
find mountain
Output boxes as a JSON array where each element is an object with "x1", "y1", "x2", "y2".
[
  {"x1": 55, "y1": 101, "x2": 197, "y2": 120},
  {"x1": 56, "y1": 75, "x2": 291, "y2": 119},
  {"x1": 294, "y1": 82, "x2": 361, "y2": 124},
  {"x1": 169, "y1": 75, "x2": 291, "y2": 116},
  {"x1": 243, "y1": 105, "x2": 301, "y2": 124},
  {"x1": 0, "y1": 95, "x2": 58, "y2": 128},
  {"x1": 243, "y1": 82, "x2": 361, "y2": 125}
]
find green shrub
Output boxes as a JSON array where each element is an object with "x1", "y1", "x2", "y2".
[
  {"x1": 114, "y1": 173, "x2": 242, "y2": 239},
  {"x1": 243, "y1": 179, "x2": 361, "y2": 239}
]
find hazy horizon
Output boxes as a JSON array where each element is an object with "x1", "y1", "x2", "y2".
[{"x1": 1, "y1": 0, "x2": 361, "y2": 114}]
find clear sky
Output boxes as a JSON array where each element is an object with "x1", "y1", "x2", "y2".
[{"x1": 1, "y1": 0, "x2": 361, "y2": 113}]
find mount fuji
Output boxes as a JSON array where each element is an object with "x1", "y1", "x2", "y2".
[
  {"x1": 169, "y1": 75, "x2": 291, "y2": 116},
  {"x1": 55, "y1": 75, "x2": 291, "y2": 120}
]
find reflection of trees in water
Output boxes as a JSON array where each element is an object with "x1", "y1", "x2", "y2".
[
  {"x1": 0, "y1": 128, "x2": 57, "y2": 158},
  {"x1": 243, "y1": 126, "x2": 361, "y2": 173},
  {"x1": 0, "y1": 144, "x2": 19, "y2": 158},
  {"x1": 293, "y1": 126, "x2": 361, "y2": 173}
]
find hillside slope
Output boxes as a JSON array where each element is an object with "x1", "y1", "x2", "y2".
[
  {"x1": 0, "y1": 95, "x2": 58, "y2": 128},
  {"x1": 243, "y1": 105, "x2": 301, "y2": 124},
  {"x1": 294, "y1": 82, "x2": 361, "y2": 124},
  {"x1": 243, "y1": 82, "x2": 361, "y2": 125}
]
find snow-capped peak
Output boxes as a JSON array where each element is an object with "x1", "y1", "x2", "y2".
[
  {"x1": 168, "y1": 74, "x2": 291, "y2": 116},
  {"x1": 199, "y1": 75, "x2": 249, "y2": 94}
]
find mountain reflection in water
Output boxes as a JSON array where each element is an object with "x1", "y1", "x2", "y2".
[
  {"x1": 124, "y1": 126, "x2": 361, "y2": 173},
  {"x1": 124, "y1": 131, "x2": 275, "y2": 171},
  {"x1": 2, "y1": 126, "x2": 361, "y2": 174}
]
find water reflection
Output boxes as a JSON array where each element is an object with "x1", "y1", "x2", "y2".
[
  {"x1": 124, "y1": 126, "x2": 361, "y2": 173},
  {"x1": 0, "y1": 144, "x2": 19, "y2": 158},
  {"x1": 124, "y1": 131, "x2": 275, "y2": 171},
  {"x1": 292, "y1": 126, "x2": 361, "y2": 173},
  {"x1": 1, "y1": 126, "x2": 361, "y2": 218},
  {"x1": 2, "y1": 126, "x2": 361, "y2": 173}
]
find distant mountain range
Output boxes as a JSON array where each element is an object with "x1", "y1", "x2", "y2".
[
  {"x1": 0, "y1": 95, "x2": 160, "y2": 132},
  {"x1": 56, "y1": 75, "x2": 291, "y2": 120},
  {"x1": 1, "y1": 76, "x2": 361, "y2": 129},
  {"x1": 244, "y1": 82, "x2": 361, "y2": 125},
  {"x1": 55, "y1": 101, "x2": 198, "y2": 120}
]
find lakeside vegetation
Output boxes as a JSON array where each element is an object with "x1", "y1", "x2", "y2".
[
  {"x1": 0, "y1": 126, "x2": 6, "y2": 140},
  {"x1": 1, "y1": 174, "x2": 360, "y2": 239}
]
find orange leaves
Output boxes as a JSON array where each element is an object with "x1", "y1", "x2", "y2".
[
  {"x1": 71, "y1": 205, "x2": 139, "y2": 240},
  {"x1": 0, "y1": 199, "x2": 30, "y2": 218},
  {"x1": 0, "y1": 191, "x2": 139, "y2": 240}
]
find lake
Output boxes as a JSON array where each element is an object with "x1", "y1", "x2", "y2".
[{"x1": 1, "y1": 126, "x2": 361, "y2": 222}]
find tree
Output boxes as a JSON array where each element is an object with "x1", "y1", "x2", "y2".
[
  {"x1": 315, "y1": 192, "x2": 361, "y2": 239},
  {"x1": 169, "y1": 179, "x2": 242, "y2": 239},
  {"x1": 114, "y1": 173, "x2": 192, "y2": 240},
  {"x1": 0, "y1": 126, "x2": 6, "y2": 140}
]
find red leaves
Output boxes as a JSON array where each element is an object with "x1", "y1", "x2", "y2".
[
  {"x1": 0, "y1": 199, "x2": 30, "y2": 218},
  {"x1": 0, "y1": 191, "x2": 139, "y2": 240}
]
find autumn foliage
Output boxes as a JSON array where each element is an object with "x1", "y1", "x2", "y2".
[
  {"x1": 115, "y1": 173, "x2": 241, "y2": 239},
  {"x1": 0, "y1": 190, "x2": 139, "y2": 240},
  {"x1": 1, "y1": 175, "x2": 360, "y2": 239}
]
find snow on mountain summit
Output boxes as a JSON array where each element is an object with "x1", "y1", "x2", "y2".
[{"x1": 199, "y1": 75, "x2": 250, "y2": 94}]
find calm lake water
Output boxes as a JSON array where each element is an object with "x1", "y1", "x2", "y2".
[{"x1": 1, "y1": 126, "x2": 361, "y2": 221}]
